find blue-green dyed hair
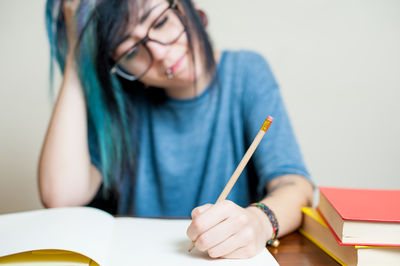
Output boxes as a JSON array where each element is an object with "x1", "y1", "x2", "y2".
[{"x1": 45, "y1": 0, "x2": 216, "y2": 203}]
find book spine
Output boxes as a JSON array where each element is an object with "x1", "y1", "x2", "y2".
[{"x1": 299, "y1": 228, "x2": 347, "y2": 266}]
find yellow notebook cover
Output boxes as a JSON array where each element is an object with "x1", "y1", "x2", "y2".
[
  {"x1": 0, "y1": 250, "x2": 98, "y2": 266},
  {"x1": 300, "y1": 207, "x2": 356, "y2": 265},
  {"x1": 300, "y1": 207, "x2": 400, "y2": 266}
]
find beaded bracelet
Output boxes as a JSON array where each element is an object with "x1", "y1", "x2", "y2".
[{"x1": 249, "y1": 202, "x2": 280, "y2": 247}]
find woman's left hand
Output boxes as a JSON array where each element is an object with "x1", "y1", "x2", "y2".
[{"x1": 186, "y1": 200, "x2": 272, "y2": 259}]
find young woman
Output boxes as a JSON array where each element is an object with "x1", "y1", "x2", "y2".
[{"x1": 39, "y1": 0, "x2": 314, "y2": 259}]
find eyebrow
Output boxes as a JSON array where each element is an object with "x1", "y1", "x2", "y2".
[
  {"x1": 112, "y1": 2, "x2": 164, "y2": 55},
  {"x1": 139, "y1": 2, "x2": 163, "y2": 24}
]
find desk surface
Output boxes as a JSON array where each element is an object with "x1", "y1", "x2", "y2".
[{"x1": 267, "y1": 231, "x2": 339, "y2": 265}]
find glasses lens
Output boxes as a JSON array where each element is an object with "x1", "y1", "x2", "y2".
[
  {"x1": 118, "y1": 43, "x2": 152, "y2": 79},
  {"x1": 148, "y1": 9, "x2": 184, "y2": 44},
  {"x1": 113, "y1": 7, "x2": 185, "y2": 79}
]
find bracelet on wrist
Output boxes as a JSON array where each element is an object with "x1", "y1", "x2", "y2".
[{"x1": 249, "y1": 202, "x2": 280, "y2": 247}]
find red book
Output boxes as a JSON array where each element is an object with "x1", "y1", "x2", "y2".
[{"x1": 317, "y1": 187, "x2": 400, "y2": 246}]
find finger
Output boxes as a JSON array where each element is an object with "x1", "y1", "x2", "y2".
[
  {"x1": 207, "y1": 226, "x2": 254, "y2": 258},
  {"x1": 187, "y1": 204, "x2": 213, "y2": 240},
  {"x1": 187, "y1": 200, "x2": 236, "y2": 241},
  {"x1": 62, "y1": 0, "x2": 80, "y2": 8},
  {"x1": 191, "y1": 204, "x2": 212, "y2": 219},
  {"x1": 62, "y1": 0, "x2": 81, "y2": 17},
  {"x1": 195, "y1": 215, "x2": 243, "y2": 252}
]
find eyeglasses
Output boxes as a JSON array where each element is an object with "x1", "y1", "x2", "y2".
[{"x1": 110, "y1": 0, "x2": 185, "y2": 81}]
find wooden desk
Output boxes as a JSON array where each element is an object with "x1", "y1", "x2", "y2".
[{"x1": 267, "y1": 231, "x2": 339, "y2": 265}]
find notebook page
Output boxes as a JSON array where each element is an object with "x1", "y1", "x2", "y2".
[
  {"x1": 0, "y1": 207, "x2": 114, "y2": 265},
  {"x1": 108, "y1": 217, "x2": 278, "y2": 266}
]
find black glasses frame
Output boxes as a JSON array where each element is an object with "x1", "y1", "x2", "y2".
[{"x1": 110, "y1": 0, "x2": 185, "y2": 81}]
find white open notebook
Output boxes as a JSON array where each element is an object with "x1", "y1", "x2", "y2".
[{"x1": 0, "y1": 207, "x2": 279, "y2": 266}]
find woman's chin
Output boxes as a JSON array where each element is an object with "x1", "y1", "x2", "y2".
[{"x1": 173, "y1": 70, "x2": 197, "y2": 84}]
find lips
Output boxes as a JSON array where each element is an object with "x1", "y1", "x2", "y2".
[{"x1": 167, "y1": 53, "x2": 186, "y2": 76}]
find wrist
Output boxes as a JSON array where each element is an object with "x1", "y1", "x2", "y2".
[
  {"x1": 61, "y1": 56, "x2": 83, "y2": 94},
  {"x1": 63, "y1": 54, "x2": 80, "y2": 80},
  {"x1": 247, "y1": 205, "x2": 273, "y2": 239},
  {"x1": 65, "y1": 53, "x2": 77, "y2": 69},
  {"x1": 249, "y1": 202, "x2": 280, "y2": 247}
]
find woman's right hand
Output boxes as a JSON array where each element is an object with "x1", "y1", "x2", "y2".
[
  {"x1": 38, "y1": 0, "x2": 102, "y2": 208},
  {"x1": 62, "y1": 0, "x2": 81, "y2": 55}
]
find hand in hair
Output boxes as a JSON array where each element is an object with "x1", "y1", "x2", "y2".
[{"x1": 62, "y1": 0, "x2": 81, "y2": 53}]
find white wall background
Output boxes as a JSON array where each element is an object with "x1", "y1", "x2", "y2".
[{"x1": 1, "y1": 0, "x2": 399, "y2": 214}]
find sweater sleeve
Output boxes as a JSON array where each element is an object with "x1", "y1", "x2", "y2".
[{"x1": 240, "y1": 51, "x2": 311, "y2": 196}]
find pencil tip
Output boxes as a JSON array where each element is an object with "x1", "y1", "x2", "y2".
[{"x1": 188, "y1": 242, "x2": 195, "y2": 252}]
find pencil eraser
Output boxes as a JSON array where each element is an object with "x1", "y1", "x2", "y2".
[{"x1": 267, "y1": 116, "x2": 274, "y2": 122}]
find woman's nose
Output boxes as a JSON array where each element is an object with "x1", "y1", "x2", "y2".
[{"x1": 146, "y1": 41, "x2": 169, "y2": 61}]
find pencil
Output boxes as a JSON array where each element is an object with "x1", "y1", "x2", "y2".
[{"x1": 188, "y1": 116, "x2": 274, "y2": 252}]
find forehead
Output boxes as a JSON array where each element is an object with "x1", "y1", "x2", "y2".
[
  {"x1": 112, "y1": 0, "x2": 169, "y2": 54},
  {"x1": 129, "y1": 0, "x2": 166, "y2": 25}
]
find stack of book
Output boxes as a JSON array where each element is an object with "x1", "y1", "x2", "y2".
[{"x1": 299, "y1": 187, "x2": 400, "y2": 265}]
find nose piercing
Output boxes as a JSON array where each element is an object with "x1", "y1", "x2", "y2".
[{"x1": 166, "y1": 69, "x2": 173, "y2": 80}]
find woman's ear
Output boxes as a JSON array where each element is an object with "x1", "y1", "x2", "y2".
[{"x1": 196, "y1": 9, "x2": 208, "y2": 28}]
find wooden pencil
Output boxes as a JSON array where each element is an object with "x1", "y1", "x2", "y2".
[{"x1": 189, "y1": 116, "x2": 274, "y2": 252}]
